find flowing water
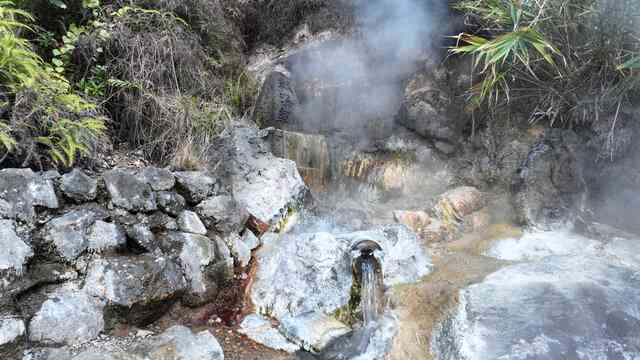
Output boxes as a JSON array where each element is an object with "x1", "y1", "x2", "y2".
[{"x1": 360, "y1": 256, "x2": 379, "y2": 326}]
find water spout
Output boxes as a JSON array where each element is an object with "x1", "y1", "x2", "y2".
[
  {"x1": 351, "y1": 239, "x2": 384, "y2": 326},
  {"x1": 360, "y1": 256, "x2": 379, "y2": 325}
]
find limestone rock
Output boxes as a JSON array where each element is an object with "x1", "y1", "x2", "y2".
[
  {"x1": 0, "y1": 168, "x2": 58, "y2": 223},
  {"x1": 239, "y1": 314, "x2": 299, "y2": 353},
  {"x1": 103, "y1": 168, "x2": 157, "y2": 212},
  {"x1": 242, "y1": 230, "x2": 260, "y2": 251},
  {"x1": 29, "y1": 285, "x2": 104, "y2": 345},
  {"x1": 61, "y1": 169, "x2": 98, "y2": 203},
  {"x1": 196, "y1": 194, "x2": 246, "y2": 234},
  {"x1": 437, "y1": 186, "x2": 485, "y2": 218},
  {"x1": 0, "y1": 315, "x2": 25, "y2": 347},
  {"x1": 174, "y1": 171, "x2": 217, "y2": 204},
  {"x1": 177, "y1": 211, "x2": 207, "y2": 235},
  {"x1": 207, "y1": 124, "x2": 307, "y2": 226},
  {"x1": 129, "y1": 325, "x2": 224, "y2": 360},
  {"x1": 42, "y1": 207, "x2": 107, "y2": 261},
  {"x1": 280, "y1": 312, "x2": 351, "y2": 352},
  {"x1": 228, "y1": 233, "x2": 251, "y2": 267},
  {"x1": 393, "y1": 210, "x2": 432, "y2": 235},
  {"x1": 156, "y1": 191, "x2": 186, "y2": 216},
  {"x1": 251, "y1": 225, "x2": 431, "y2": 325},
  {"x1": 161, "y1": 232, "x2": 226, "y2": 306},
  {"x1": 125, "y1": 224, "x2": 157, "y2": 252},
  {"x1": 140, "y1": 167, "x2": 175, "y2": 191},
  {"x1": 251, "y1": 232, "x2": 352, "y2": 320},
  {"x1": 83, "y1": 255, "x2": 186, "y2": 325},
  {"x1": 86, "y1": 221, "x2": 126, "y2": 252},
  {"x1": 0, "y1": 220, "x2": 32, "y2": 275}
]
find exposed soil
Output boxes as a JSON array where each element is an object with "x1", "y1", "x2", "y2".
[{"x1": 209, "y1": 324, "x2": 293, "y2": 360}]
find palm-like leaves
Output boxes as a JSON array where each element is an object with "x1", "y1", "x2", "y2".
[{"x1": 451, "y1": 0, "x2": 559, "y2": 106}]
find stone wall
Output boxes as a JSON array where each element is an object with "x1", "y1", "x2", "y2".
[{"x1": 0, "y1": 124, "x2": 308, "y2": 356}]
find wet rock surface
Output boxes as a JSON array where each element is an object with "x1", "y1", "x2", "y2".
[
  {"x1": 253, "y1": 71, "x2": 300, "y2": 129},
  {"x1": 512, "y1": 129, "x2": 587, "y2": 228},
  {"x1": 247, "y1": 220, "x2": 431, "y2": 354},
  {"x1": 433, "y1": 229, "x2": 640, "y2": 360},
  {"x1": 397, "y1": 63, "x2": 465, "y2": 152}
]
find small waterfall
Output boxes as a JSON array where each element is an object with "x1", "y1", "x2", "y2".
[{"x1": 361, "y1": 256, "x2": 379, "y2": 326}]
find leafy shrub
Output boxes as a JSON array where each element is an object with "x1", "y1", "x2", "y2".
[
  {"x1": 0, "y1": 0, "x2": 106, "y2": 168},
  {"x1": 452, "y1": 0, "x2": 640, "y2": 125}
]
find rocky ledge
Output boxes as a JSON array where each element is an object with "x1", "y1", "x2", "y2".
[{"x1": 0, "y1": 124, "x2": 307, "y2": 358}]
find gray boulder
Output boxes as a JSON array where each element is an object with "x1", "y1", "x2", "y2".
[
  {"x1": 61, "y1": 169, "x2": 97, "y2": 203},
  {"x1": 252, "y1": 225, "x2": 431, "y2": 321},
  {"x1": 249, "y1": 224, "x2": 431, "y2": 352},
  {"x1": 140, "y1": 167, "x2": 175, "y2": 191},
  {"x1": 239, "y1": 314, "x2": 299, "y2": 353},
  {"x1": 86, "y1": 221, "x2": 126, "y2": 252},
  {"x1": 207, "y1": 124, "x2": 307, "y2": 227},
  {"x1": 42, "y1": 325, "x2": 224, "y2": 360},
  {"x1": 156, "y1": 191, "x2": 186, "y2": 216},
  {"x1": 29, "y1": 284, "x2": 104, "y2": 345},
  {"x1": 174, "y1": 171, "x2": 217, "y2": 204},
  {"x1": 253, "y1": 71, "x2": 300, "y2": 129},
  {"x1": 103, "y1": 168, "x2": 157, "y2": 212},
  {"x1": 397, "y1": 65, "x2": 462, "y2": 151},
  {"x1": 512, "y1": 129, "x2": 586, "y2": 228},
  {"x1": 146, "y1": 211, "x2": 178, "y2": 232},
  {"x1": 177, "y1": 211, "x2": 207, "y2": 235},
  {"x1": 42, "y1": 207, "x2": 109, "y2": 261},
  {"x1": 125, "y1": 223, "x2": 157, "y2": 252},
  {"x1": 0, "y1": 168, "x2": 58, "y2": 223},
  {"x1": 228, "y1": 233, "x2": 251, "y2": 267},
  {"x1": 0, "y1": 315, "x2": 25, "y2": 352},
  {"x1": 196, "y1": 194, "x2": 246, "y2": 234},
  {"x1": 83, "y1": 255, "x2": 186, "y2": 326},
  {"x1": 0, "y1": 220, "x2": 32, "y2": 276},
  {"x1": 129, "y1": 325, "x2": 224, "y2": 360},
  {"x1": 251, "y1": 231, "x2": 352, "y2": 320},
  {"x1": 160, "y1": 232, "x2": 229, "y2": 306},
  {"x1": 242, "y1": 230, "x2": 260, "y2": 251}
]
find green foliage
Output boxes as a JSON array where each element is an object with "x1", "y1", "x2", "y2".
[
  {"x1": 0, "y1": 0, "x2": 105, "y2": 167},
  {"x1": 224, "y1": 70, "x2": 256, "y2": 115},
  {"x1": 618, "y1": 55, "x2": 640, "y2": 70},
  {"x1": 452, "y1": 0, "x2": 640, "y2": 124},
  {"x1": 112, "y1": 5, "x2": 188, "y2": 30},
  {"x1": 0, "y1": 1, "x2": 40, "y2": 88},
  {"x1": 77, "y1": 64, "x2": 106, "y2": 97}
]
